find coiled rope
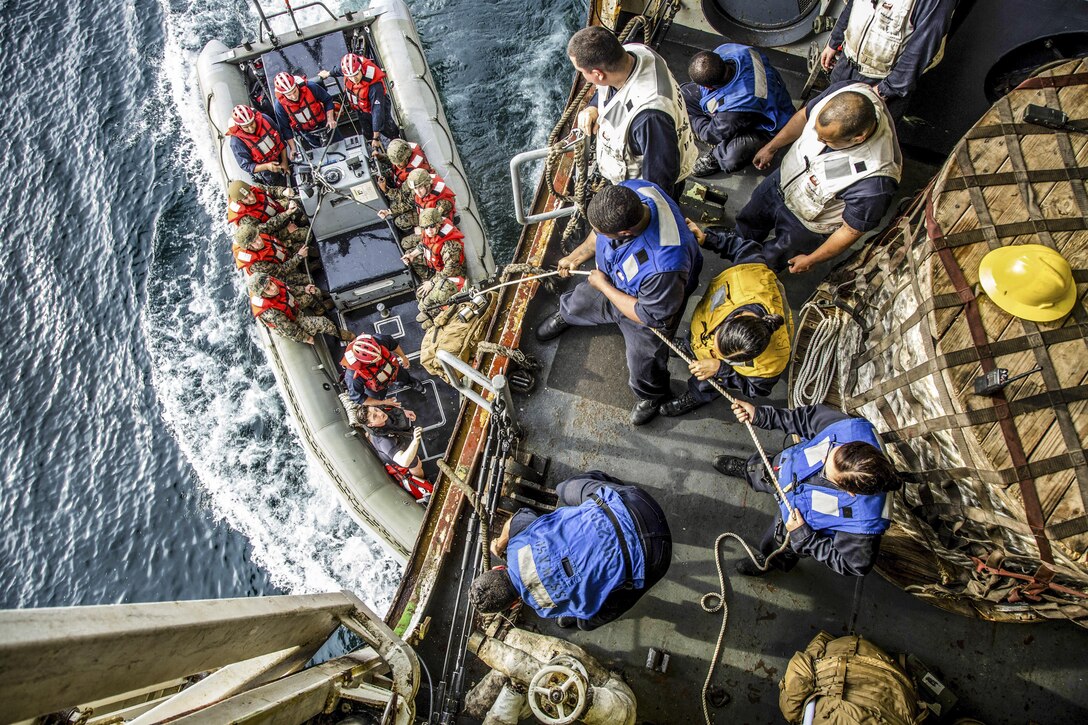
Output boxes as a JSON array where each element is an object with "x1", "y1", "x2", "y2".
[{"x1": 789, "y1": 302, "x2": 861, "y2": 411}]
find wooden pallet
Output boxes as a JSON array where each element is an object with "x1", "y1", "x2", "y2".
[{"x1": 792, "y1": 58, "x2": 1088, "y2": 626}]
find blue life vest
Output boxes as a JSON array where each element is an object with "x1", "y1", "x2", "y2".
[
  {"x1": 506, "y1": 486, "x2": 646, "y2": 620},
  {"x1": 699, "y1": 44, "x2": 795, "y2": 134},
  {"x1": 775, "y1": 418, "x2": 892, "y2": 536},
  {"x1": 595, "y1": 180, "x2": 700, "y2": 298}
]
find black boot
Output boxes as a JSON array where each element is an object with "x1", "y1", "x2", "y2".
[
  {"x1": 713, "y1": 454, "x2": 749, "y2": 479},
  {"x1": 630, "y1": 399, "x2": 660, "y2": 426},
  {"x1": 691, "y1": 151, "x2": 722, "y2": 178},
  {"x1": 659, "y1": 392, "x2": 703, "y2": 417},
  {"x1": 535, "y1": 312, "x2": 571, "y2": 342},
  {"x1": 735, "y1": 557, "x2": 768, "y2": 577}
]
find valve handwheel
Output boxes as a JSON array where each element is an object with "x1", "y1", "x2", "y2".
[{"x1": 527, "y1": 662, "x2": 589, "y2": 725}]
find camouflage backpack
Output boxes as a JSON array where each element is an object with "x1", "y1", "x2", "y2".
[{"x1": 419, "y1": 294, "x2": 494, "y2": 383}]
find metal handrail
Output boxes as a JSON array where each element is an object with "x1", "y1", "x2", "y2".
[
  {"x1": 509, "y1": 132, "x2": 583, "y2": 225},
  {"x1": 435, "y1": 350, "x2": 515, "y2": 426},
  {"x1": 255, "y1": 1, "x2": 339, "y2": 44}
]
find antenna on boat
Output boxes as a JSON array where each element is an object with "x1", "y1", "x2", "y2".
[{"x1": 249, "y1": 0, "x2": 279, "y2": 47}]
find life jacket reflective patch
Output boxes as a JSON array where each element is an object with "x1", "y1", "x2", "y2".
[
  {"x1": 595, "y1": 180, "x2": 698, "y2": 297},
  {"x1": 775, "y1": 418, "x2": 892, "y2": 536},
  {"x1": 392, "y1": 144, "x2": 432, "y2": 186},
  {"x1": 421, "y1": 219, "x2": 466, "y2": 272},
  {"x1": 227, "y1": 187, "x2": 285, "y2": 225},
  {"x1": 275, "y1": 79, "x2": 327, "y2": 132},
  {"x1": 225, "y1": 112, "x2": 284, "y2": 164},
  {"x1": 698, "y1": 44, "x2": 794, "y2": 134},
  {"x1": 689, "y1": 263, "x2": 793, "y2": 379},
  {"x1": 344, "y1": 60, "x2": 387, "y2": 113},
  {"x1": 250, "y1": 277, "x2": 297, "y2": 324},
  {"x1": 341, "y1": 334, "x2": 400, "y2": 389},
  {"x1": 779, "y1": 83, "x2": 901, "y2": 234},
  {"x1": 232, "y1": 233, "x2": 289, "y2": 272}
]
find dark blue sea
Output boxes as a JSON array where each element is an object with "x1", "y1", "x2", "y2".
[{"x1": 0, "y1": 0, "x2": 581, "y2": 614}]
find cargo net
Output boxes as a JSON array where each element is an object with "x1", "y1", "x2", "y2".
[{"x1": 789, "y1": 58, "x2": 1088, "y2": 627}]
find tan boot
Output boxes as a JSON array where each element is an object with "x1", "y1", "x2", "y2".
[{"x1": 339, "y1": 328, "x2": 355, "y2": 342}]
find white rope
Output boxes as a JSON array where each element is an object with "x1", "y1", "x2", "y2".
[{"x1": 790, "y1": 303, "x2": 846, "y2": 409}]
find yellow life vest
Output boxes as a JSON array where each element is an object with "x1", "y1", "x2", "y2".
[{"x1": 688, "y1": 263, "x2": 793, "y2": 379}]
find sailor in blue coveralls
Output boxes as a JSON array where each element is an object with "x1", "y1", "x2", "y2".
[
  {"x1": 715, "y1": 401, "x2": 902, "y2": 577},
  {"x1": 535, "y1": 181, "x2": 702, "y2": 425},
  {"x1": 680, "y1": 44, "x2": 795, "y2": 177},
  {"x1": 469, "y1": 470, "x2": 672, "y2": 631}
]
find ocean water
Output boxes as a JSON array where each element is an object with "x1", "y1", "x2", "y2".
[{"x1": 0, "y1": 0, "x2": 581, "y2": 614}]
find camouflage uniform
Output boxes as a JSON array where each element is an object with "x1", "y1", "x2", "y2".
[
  {"x1": 234, "y1": 226, "x2": 310, "y2": 287},
  {"x1": 400, "y1": 234, "x2": 466, "y2": 281},
  {"x1": 236, "y1": 183, "x2": 312, "y2": 246},
  {"x1": 389, "y1": 169, "x2": 455, "y2": 231},
  {"x1": 415, "y1": 274, "x2": 464, "y2": 326},
  {"x1": 248, "y1": 273, "x2": 336, "y2": 344}
]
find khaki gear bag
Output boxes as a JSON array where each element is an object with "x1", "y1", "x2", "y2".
[
  {"x1": 420, "y1": 295, "x2": 494, "y2": 383},
  {"x1": 779, "y1": 632, "x2": 925, "y2": 725}
]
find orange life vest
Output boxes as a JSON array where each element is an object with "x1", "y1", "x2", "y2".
[
  {"x1": 392, "y1": 143, "x2": 432, "y2": 186},
  {"x1": 275, "y1": 80, "x2": 328, "y2": 132},
  {"x1": 227, "y1": 186, "x2": 285, "y2": 225},
  {"x1": 225, "y1": 112, "x2": 284, "y2": 165},
  {"x1": 384, "y1": 463, "x2": 434, "y2": 501},
  {"x1": 421, "y1": 218, "x2": 466, "y2": 273},
  {"x1": 341, "y1": 334, "x2": 400, "y2": 390},
  {"x1": 249, "y1": 277, "x2": 297, "y2": 324},
  {"x1": 344, "y1": 60, "x2": 387, "y2": 113},
  {"x1": 233, "y1": 233, "x2": 289, "y2": 273},
  {"x1": 414, "y1": 174, "x2": 457, "y2": 214}
]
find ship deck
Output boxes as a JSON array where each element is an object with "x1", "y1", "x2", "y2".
[{"x1": 410, "y1": 35, "x2": 1088, "y2": 725}]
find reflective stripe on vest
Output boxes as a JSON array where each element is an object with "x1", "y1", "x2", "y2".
[
  {"x1": 249, "y1": 278, "x2": 297, "y2": 323},
  {"x1": 843, "y1": 0, "x2": 919, "y2": 79},
  {"x1": 232, "y1": 233, "x2": 289, "y2": 272},
  {"x1": 595, "y1": 44, "x2": 698, "y2": 184},
  {"x1": 225, "y1": 112, "x2": 284, "y2": 165},
  {"x1": 415, "y1": 174, "x2": 457, "y2": 213},
  {"x1": 276, "y1": 80, "x2": 327, "y2": 132},
  {"x1": 779, "y1": 84, "x2": 902, "y2": 234},
  {"x1": 227, "y1": 187, "x2": 285, "y2": 225},
  {"x1": 699, "y1": 44, "x2": 795, "y2": 134},
  {"x1": 688, "y1": 263, "x2": 793, "y2": 379},
  {"x1": 505, "y1": 485, "x2": 645, "y2": 620},
  {"x1": 595, "y1": 180, "x2": 699, "y2": 297},
  {"x1": 345, "y1": 60, "x2": 386, "y2": 113},
  {"x1": 421, "y1": 220, "x2": 466, "y2": 272},
  {"x1": 776, "y1": 418, "x2": 892, "y2": 536}
]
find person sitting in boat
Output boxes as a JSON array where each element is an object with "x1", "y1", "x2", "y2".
[
  {"x1": 567, "y1": 26, "x2": 697, "y2": 196},
  {"x1": 728, "y1": 82, "x2": 902, "y2": 275},
  {"x1": 226, "y1": 180, "x2": 310, "y2": 247},
  {"x1": 342, "y1": 333, "x2": 424, "y2": 407},
  {"x1": 232, "y1": 225, "x2": 311, "y2": 286},
  {"x1": 470, "y1": 469, "x2": 672, "y2": 631},
  {"x1": 378, "y1": 168, "x2": 456, "y2": 231},
  {"x1": 271, "y1": 71, "x2": 338, "y2": 156},
  {"x1": 680, "y1": 44, "x2": 794, "y2": 178},
  {"x1": 819, "y1": 0, "x2": 958, "y2": 122},
  {"x1": 400, "y1": 207, "x2": 466, "y2": 281},
  {"x1": 536, "y1": 180, "x2": 702, "y2": 426},
  {"x1": 317, "y1": 53, "x2": 400, "y2": 152},
  {"x1": 715, "y1": 401, "x2": 902, "y2": 577},
  {"x1": 362, "y1": 405, "x2": 434, "y2": 503},
  {"x1": 659, "y1": 222, "x2": 792, "y2": 417},
  {"x1": 225, "y1": 105, "x2": 289, "y2": 186},
  {"x1": 248, "y1": 272, "x2": 352, "y2": 345},
  {"x1": 415, "y1": 274, "x2": 466, "y2": 328},
  {"x1": 375, "y1": 139, "x2": 434, "y2": 225}
]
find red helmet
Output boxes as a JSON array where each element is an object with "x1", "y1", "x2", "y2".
[
  {"x1": 231, "y1": 105, "x2": 256, "y2": 127},
  {"x1": 345, "y1": 337, "x2": 381, "y2": 365},
  {"x1": 341, "y1": 53, "x2": 364, "y2": 78},
  {"x1": 274, "y1": 72, "x2": 298, "y2": 95}
]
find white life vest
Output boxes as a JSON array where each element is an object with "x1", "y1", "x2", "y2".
[
  {"x1": 779, "y1": 84, "x2": 902, "y2": 234},
  {"x1": 842, "y1": 0, "x2": 944, "y2": 79},
  {"x1": 595, "y1": 44, "x2": 698, "y2": 185}
]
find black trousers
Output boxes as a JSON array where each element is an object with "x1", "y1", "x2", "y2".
[
  {"x1": 742, "y1": 455, "x2": 800, "y2": 570},
  {"x1": 556, "y1": 472, "x2": 673, "y2": 630},
  {"x1": 735, "y1": 171, "x2": 827, "y2": 272}
]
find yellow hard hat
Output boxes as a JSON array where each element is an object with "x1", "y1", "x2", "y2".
[{"x1": 978, "y1": 244, "x2": 1077, "y2": 322}]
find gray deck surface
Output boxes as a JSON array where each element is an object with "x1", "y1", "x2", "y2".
[{"x1": 500, "y1": 77, "x2": 1088, "y2": 722}]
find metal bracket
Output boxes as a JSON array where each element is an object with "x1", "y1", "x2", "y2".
[
  {"x1": 509, "y1": 132, "x2": 583, "y2": 225},
  {"x1": 436, "y1": 349, "x2": 517, "y2": 427}
]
